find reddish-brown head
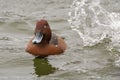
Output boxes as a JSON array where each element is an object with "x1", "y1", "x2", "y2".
[{"x1": 32, "y1": 19, "x2": 52, "y2": 44}]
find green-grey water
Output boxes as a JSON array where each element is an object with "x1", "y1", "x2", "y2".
[{"x1": 0, "y1": 0, "x2": 120, "y2": 80}]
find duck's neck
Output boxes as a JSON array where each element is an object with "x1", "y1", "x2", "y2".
[{"x1": 39, "y1": 30, "x2": 52, "y2": 46}]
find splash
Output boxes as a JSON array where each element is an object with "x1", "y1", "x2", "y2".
[{"x1": 68, "y1": 0, "x2": 120, "y2": 50}]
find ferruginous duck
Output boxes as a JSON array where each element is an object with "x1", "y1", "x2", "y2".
[{"x1": 26, "y1": 19, "x2": 67, "y2": 57}]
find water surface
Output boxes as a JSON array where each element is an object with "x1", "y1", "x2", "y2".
[{"x1": 0, "y1": 0, "x2": 120, "y2": 80}]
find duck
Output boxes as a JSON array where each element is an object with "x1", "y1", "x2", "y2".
[{"x1": 26, "y1": 19, "x2": 67, "y2": 57}]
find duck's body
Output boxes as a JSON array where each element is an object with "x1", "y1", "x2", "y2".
[{"x1": 26, "y1": 19, "x2": 67, "y2": 56}]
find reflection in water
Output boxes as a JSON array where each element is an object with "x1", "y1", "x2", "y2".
[{"x1": 33, "y1": 57, "x2": 56, "y2": 77}]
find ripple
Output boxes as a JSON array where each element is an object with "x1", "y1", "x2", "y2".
[{"x1": 0, "y1": 35, "x2": 12, "y2": 41}]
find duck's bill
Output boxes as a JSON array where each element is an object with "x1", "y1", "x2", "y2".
[{"x1": 32, "y1": 32, "x2": 43, "y2": 44}]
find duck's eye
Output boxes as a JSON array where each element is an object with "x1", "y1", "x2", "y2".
[{"x1": 44, "y1": 26, "x2": 47, "y2": 28}]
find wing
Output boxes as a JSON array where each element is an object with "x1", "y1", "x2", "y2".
[{"x1": 50, "y1": 33, "x2": 58, "y2": 45}]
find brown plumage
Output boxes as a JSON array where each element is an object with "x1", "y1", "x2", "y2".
[{"x1": 26, "y1": 19, "x2": 67, "y2": 57}]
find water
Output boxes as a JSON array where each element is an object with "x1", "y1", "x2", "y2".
[
  {"x1": 68, "y1": 0, "x2": 120, "y2": 67},
  {"x1": 0, "y1": 0, "x2": 120, "y2": 80}
]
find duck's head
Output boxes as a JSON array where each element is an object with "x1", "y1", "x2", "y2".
[{"x1": 32, "y1": 19, "x2": 51, "y2": 44}]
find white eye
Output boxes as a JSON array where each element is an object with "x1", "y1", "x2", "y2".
[{"x1": 44, "y1": 26, "x2": 47, "y2": 28}]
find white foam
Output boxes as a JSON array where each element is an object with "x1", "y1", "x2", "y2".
[{"x1": 68, "y1": 0, "x2": 120, "y2": 51}]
